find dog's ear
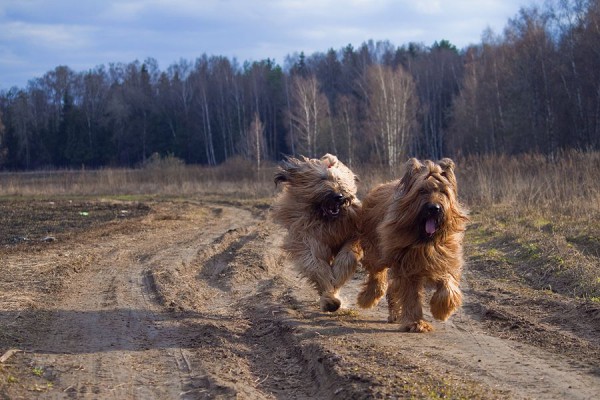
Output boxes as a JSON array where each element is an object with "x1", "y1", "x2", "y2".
[
  {"x1": 400, "y1": 158, "x2": 423, "y2": 186},
  {"x1": 320, "y1": 153, "x2": 339, "y2": 168},
  {"x1": 438, "y1": 158, "x2": 455, "y2": 172},
  {"x1": 274, "y1": 157, "x2": 302, "y2": 186},
  {"x1": 274, "y1": 169, "x2": 288, "y2": 185},
  {"x1": 438, "y1": 158, "x2": 457, "y2": 185}
]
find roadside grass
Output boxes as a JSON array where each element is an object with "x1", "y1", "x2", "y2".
[
  {"x1": 466, "y1": 206, "x2": 600, "y2": 299},
  {"x1": 455, "y1": 151, "x2": 600, "y2": 300}
]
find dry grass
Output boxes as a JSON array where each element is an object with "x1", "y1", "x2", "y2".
[
  {"x1": 5, "y1": 151, "x2": 597, "y2": 214},
  {"x1": 0, "y1": 155, "x2": 278, "y2": 200},
  {"x1": 2, "y1": 151, "x2": 598, "y2": 222},
  {"x1": 353, "y1": 150, "x2": 600, "y2": 217},
  {"x1": 457, "y1": 150, "x2": 600, "y2": 216}
]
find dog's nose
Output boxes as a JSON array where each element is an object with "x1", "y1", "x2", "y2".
[
  {"x1": 335, "y1": 193, "x2": 345, "y2": 203},
  {"x1": 427, "y1": 203, "x2": 442, "y2": 214}
]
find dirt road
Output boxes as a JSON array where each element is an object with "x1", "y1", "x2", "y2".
[{"x1": 1, "y1": 199, "x2": 599, "y2": 399}]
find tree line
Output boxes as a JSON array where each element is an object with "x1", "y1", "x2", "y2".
[{"x1": 0, "y1": 0, "x2": 598, "y2": 170}]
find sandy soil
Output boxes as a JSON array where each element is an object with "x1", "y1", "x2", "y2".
[{"x1": 1, "y1": 199, "x2": 599, "y2": 399}]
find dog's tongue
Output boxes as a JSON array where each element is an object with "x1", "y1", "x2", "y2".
[{"x1": 425, "y1": 218, "x2": 437, "y2": 235}]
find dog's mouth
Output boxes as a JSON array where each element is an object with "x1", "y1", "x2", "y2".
[
  {"x1": 425, "y1": 218, "x2": 439, "y2": 237},
  {"x1": 324, "y1": 203, "x2": 341, "y2": 217},
  {"x1": 320, "y1": 194, "x2": 351, "y2": 219},
  {"x1": 421, "y1": 203, "x2": 443, "y2": 239}
]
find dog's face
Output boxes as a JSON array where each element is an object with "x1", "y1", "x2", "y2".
[
  {"x1": 275, "y1": 153, "x2": 358, "y2": 220},
  {"x1": 397, "y1": 158, "x2": 460, "y2": 241}
]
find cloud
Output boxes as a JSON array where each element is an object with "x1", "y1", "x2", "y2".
[
  {"x1": 412, "y1": 0, "x2": 443, "y2": 15},
  {"x1": 0, "y1": 0, "x2": 545, "y2": 89},
  {"x1": 100, "y1": 1, "x2": 148, "y2": 22},
  {"x1": 1, "y1": 21, "x2": 91, "y2": 49},
  {"x1": 0, "y1": 46, "x2": 24, "y2": 68}
]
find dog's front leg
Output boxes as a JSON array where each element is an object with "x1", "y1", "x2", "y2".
[
  {"x1": 430, "y1": 273, "x2": 462, "y2": 321},
  {"x1": 386, "y1": 275, "x2": 401, "y2": 322},
  {"x1": 356, "y1": 263, "x2": 388, "y2": 309},
  {"x1": 391, "y1": 271, "x2": 432, "y2": 333},
  {"x1": 298, "y1": 242, "x2": 341, "y2": 312},
  {"x1": 331, "y1": 239, "x2": 361, "y2": 289}
]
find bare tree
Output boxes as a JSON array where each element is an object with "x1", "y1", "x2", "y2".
[
  {"x1": 287, "y1": 74, "x2": 329, "y2": 158},
  {"x1": 408, "y1": 41, "x2": 463, "y2": 159},
  {"x1": 239, "y1": 112, "x2": 266, "y2": 170},
  {"x1": 336, "y1": 95, "x2": 358, "y2": 166},
  {"x1": 10, "y1": 91, "x2": 33, "y2": 168},
  {"x1": 190, "y1": 56, "x2": 217, "y2": 166},
  {"x1": 366, "y1": 64, "x2": 418, "y2": 168},
  {"x1": 449, "y1": 35, "x2": 510, "y2": 155},
  {"x1": 0, "y1": 108, "x2": 6, "y2": 165},
  {"x1": 80, "y1": 67, "x2": 108, "y2": 157},
  {"x1": 506, "y1": 7, "x2": 557, "y2": 153}
]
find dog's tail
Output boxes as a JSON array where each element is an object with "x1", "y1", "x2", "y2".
[{"x1": 357, "y1": 269, "x2": 387, "y2": 308}]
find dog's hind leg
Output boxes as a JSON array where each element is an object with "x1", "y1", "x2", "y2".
[{"x1": 430, "y1": 274, "x2": 462, "y2": 321}]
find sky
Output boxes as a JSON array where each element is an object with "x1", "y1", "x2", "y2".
[{"x1": 0, "y1": 0, "x2": 545, "y2": 90}]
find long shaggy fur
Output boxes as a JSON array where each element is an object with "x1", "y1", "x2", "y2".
[
  {"x1": 271, "y1": 154, "x2": 362, "y2": 312},
  {"x1": 357, "y1": 158, "x2": 468, "y2": 332}
]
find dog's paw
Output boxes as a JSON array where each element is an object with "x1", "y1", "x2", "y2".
[
  {"x1": 356, "y1": 286, "x2": 385, "y2": 309},
  {"x1": 430, "y1": 282, "x2": 462, "y2": 321},
  {"x1": 357, "y1": 290, "x2": 376, "y2": 309},
  {"x1": 320, "y1": 296, "x2": 341, "y2": 312},
  {"x1": 400, "y1": 320, "x2": 433, "y2": 333}
]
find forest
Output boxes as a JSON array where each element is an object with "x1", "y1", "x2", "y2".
[{"x1": 0, "y1": 0, "x2": 599, "y2": 170}]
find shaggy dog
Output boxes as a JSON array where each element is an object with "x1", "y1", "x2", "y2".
[
  {"x1": 357, "y1": 158, "x2": 469, "y2": 332},
  {"x1": 271, "y1": 154, "x2": 362, "y2": 312}
]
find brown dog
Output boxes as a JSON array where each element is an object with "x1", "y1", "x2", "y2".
[
  {"x1": 271, "y1": 154, "x2": 362, "y2": 312},
  {"x1": 357, "y1": 158, "x2": 469, "y2": 332}
]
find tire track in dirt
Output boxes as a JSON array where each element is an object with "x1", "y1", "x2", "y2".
[
  {"x1": 250, "y1": 266, "x2": 600, "y2": 399},
  {"x1": 21, "y1": 202, "x2": 257, "y2": 398},
  {"x1": 465, "y1": 278, "x2": 600, "y2": 371},
  {"x1": 147, "y1": 208, "x2": 376, "y2": 399}
]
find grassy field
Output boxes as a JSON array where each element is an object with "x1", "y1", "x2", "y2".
[{"x1": 1, "y1": 151, "x2": 599, "y2": 300}]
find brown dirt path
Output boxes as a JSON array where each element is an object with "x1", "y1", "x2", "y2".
[{"x1": 1, "y1": 199, "x2": 599, "y2": 399}]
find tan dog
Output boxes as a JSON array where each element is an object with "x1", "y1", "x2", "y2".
[
  {"x1": 357, "y1": 158, "x2": 469, "y2": 332},
  {"x1": 271, "y1": 154, "x2": 362, "y2": 312}
]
